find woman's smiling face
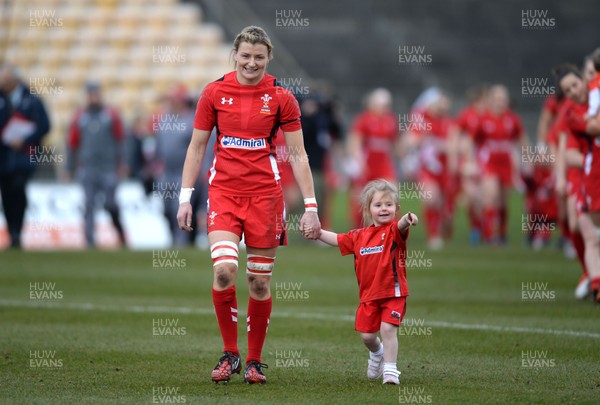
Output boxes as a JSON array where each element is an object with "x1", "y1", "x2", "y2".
[{"x1": 234, "y1": 41, "x2": 270, "y2": 85}]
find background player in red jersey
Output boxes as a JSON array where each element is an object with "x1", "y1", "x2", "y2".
[
  {"x1": 475, "y1": 85, "x2": 528, "y2": 244},
  {"x1": 522, "y1": 152, "x2": 558, "y2": 250},
  {"x1": 177, "y1": 26, "x2": 321, "y2": 384},
  {"x1": 556, "y1": 63, "x2": 600, "y2": 304},
  {"x1": 456, "y1": 85, "x2": 488, "y2": 245},
  {"x1": 405, "y1": 90, "x2": 458, "y2": 250},
  {"x1": 346, "y1": 88, "x2": 399, "y2": 228},
  {"x1": 557, "y1": 95, "x2": 590, "y2": 298},
  {"x1": 310, "y1": 179, "x2": 418, "y2": 385},
  {"x1": 538, "y1": 92, "x2": 574, "y2": 257}
]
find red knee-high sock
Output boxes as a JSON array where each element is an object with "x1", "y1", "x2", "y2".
[
  {"x1": 212, "y1": 286, "x2": 239, "y2": 356},
  {"x1": 499, "y1": 207, "x2": 508, "y2": 239},
  {"x1": 482, "y1": 207, "x2": 497, "y2": 242},
  {"x1": 246, "y1": 296, "x2": 272, "y2": 364},
  {"x1": 571, "y1": 231, "x2": 588, "y2": 276},
  {"x1": 424, "y1": 206, "x2": 441, "y2": 240}
]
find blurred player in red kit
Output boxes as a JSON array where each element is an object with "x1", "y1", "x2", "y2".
[
  {"x1": 554, "y1": 91, "x2": 589, "y2": 298},
  {"x1": 177, "y1": 26, "x2": 321, "y2": 383},
  {"x1": 313, "y1": 179, "x2": 418, "y2": 385},
  {"x1": 555, "y1": 63, "x2": 600, "y2": 304},
  {"x1": 456, "y1": 85, "x2": 488, "y2": 245},
  {"x1": 405, "y1": 89, "x2": 458, "y2": 250},
  {"x1": 347, "y1": 88, "x2": 399, "y2": 229},
  {"x1": 475, "y1": 85, "x2": 528, "y2": 244},
  {"x1": 522, "y1": 152, "x2": 558, "y2": 250},
  {"x1": 536, "y1": 92, "x2": 573, "y2": 254}
]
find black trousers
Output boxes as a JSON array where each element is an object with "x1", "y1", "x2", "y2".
[{"x1": 0, "y1": 172, "x2": 31, "y2": 248}]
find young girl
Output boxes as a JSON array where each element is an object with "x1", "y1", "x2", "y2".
[{"x1": 307, "y1": 179, "x2": 418, "y2": 385}]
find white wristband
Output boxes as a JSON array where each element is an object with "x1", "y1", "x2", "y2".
[
  {"x1": 179, "y1": 187, "x2": 195, "y2": 204},
  {"x1": 304, "y1": 197, "x2": 318, "y2": 213}
]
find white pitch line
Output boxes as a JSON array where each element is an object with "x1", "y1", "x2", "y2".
[
  {"x1": 1, "y1": 299, "x2": 599, "y2": 339},
  {"x1": 424, "y1": 321, "x2": 600, "y2": 339}
]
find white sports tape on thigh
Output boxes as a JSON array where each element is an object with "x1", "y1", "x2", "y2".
[
  {"x1": 246, "y1": 254, "x2": 275, "y2": 276},
  {"x1": 210, "y1": 241, "x2": 239, "y2": 267}
]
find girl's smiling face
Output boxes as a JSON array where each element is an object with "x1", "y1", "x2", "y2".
[{"x1": 369, "y1": 191, "x2": 397, "y2": 226}]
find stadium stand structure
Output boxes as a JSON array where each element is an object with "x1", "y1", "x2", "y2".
[{"x1": 1, "y1": 0, "x2": 231, "y2": 177}]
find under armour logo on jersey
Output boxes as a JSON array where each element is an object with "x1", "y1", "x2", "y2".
[
  {"x1": 382, "y1": 233, "x2": 386, "y2": 240},
  {"x1": 221, "y1": 97, "x2": 233, "y2": 105}
]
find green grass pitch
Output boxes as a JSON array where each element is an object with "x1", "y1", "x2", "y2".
[{"x1": 1, "y1": 191, "x2": 599, "y2": 404}]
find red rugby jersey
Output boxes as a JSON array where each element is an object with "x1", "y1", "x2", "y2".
[
  {"x1": 410, "y1": 111, "x2": 453, "y2": 175},
  {"x1": 337, "y1": 221, "x2": 409, "y2": 303},
  {"x1": 565, "y1": 102, "x2": 592, "y2": 155},
  {"x1": 351, "y1": 110, "x2": 398, "y2": 180},
  {"x1": 456, "y1": 105, "x2": 482, "y2": 140},
  {"x1": 543, "y1": 95, "x2": 560, "y2": 117},
  {"x1": 558, "y1": 103, "x2": 587, "y2": 194},
  {"x1": 194, "y1": 71, "x2": 302, "y2": 196},
  {"x1": 565, "y1": 102, "x2": 597, "y2": 180},
  {"x1": 474, "y1": 110, "x2": 523, "y2": 153},
  {"x1": 546, "y1": 98, "x2": 572, "y2": 147}
]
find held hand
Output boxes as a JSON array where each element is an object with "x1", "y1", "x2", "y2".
[
  {"x1": 177, "y1": 202, "x2": 194, "y2": 232},
  {"x1": 300, "y1": 211, "x2": 321, "y2": 240}
]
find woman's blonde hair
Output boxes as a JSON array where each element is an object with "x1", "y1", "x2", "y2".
[
  {"x1": 232, "y1": 25, "x2": 273, "y2": 65},
  {"x1": 360, "y1": 179, "x2": 399, "y2": 226}
]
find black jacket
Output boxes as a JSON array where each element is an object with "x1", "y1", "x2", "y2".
[{"x1": 0, "y1": 84, "x2": 51, "y2": 174}]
